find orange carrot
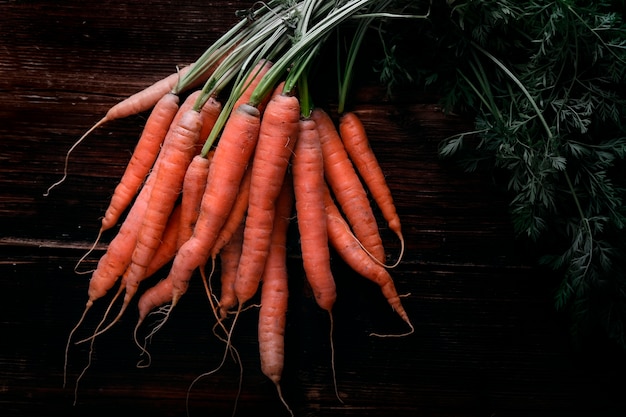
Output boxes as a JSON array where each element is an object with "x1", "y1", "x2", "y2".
[
  {"x1": 105, "y1": 65, "x2": 195, "y2": 124},
  {"x1": 134, "y1": 276, "x2": 175, "y2": 367},
  {"x1": 83, "y1": 92, "x2": 204, "y2": 305},
  {"x1": 311, "y1": 108, "x2": 386, "y2": 264},
  {"x1": 339, "y1": 111, "x2": 403, "y2": 264},
  {"x1": 292, "y1": 117, "x2": 336, "y2": 312},
  {"x1": 234, "y1": 91, "x2": 300, "y2": 306},
  {"x1": 217, "y1": 222, "x2": 245, "y2": 319},
  {"x1": 101, "y1": 92, "x2": 180, "y2": 232},
  {"x1": 155, "y1": 103, "x2": 262, "y2": 313},
  {"x1": 178, "y1": 153, "x2": 213, "y2": 248},
  {"x1": 121, "y1": 108, "x2": 203, "y2": 312},
  {"x1": 323, "y1": 186, "x2": 413, "y2": 333},
  {"x1": 79, "y1": 107, "x2": 204, "y2": 344},
  {"x1": 258, "y1": 176, "x2": 294, "y2": 415}
]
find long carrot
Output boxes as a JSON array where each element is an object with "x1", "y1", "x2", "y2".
[
  {"x1": 258, "y1": 176, "x2": 294, "y2": 416},
  {"x1": 311, "y1": 107, "x2": 386, "y2": 264},
  {"x1": 323, "y1": 186, "x2": 413, "y2": 335},
  {"x1": 77, "y1": 107, "x2": 204, "y2": 344},
  {"x1": 121, "y1": 108, "x2": 203, "y2": 314},
  {"x1": 293, "y1": 117, "x2": 343, "y2": 403},
  {"x1": 100, "y1": 92, "x2": 180, "y2": 232},
  {"x1": 82, "y1": 91, "x2": 203, "y2": 305},
  {"x1": 292, "y1": 117, "x2": 336, "y2": 312},
  {"x1": 339, "y1": 111, "x2": 404, "y2": 266},
  {"x1": 178, "y1": 153, "x2": 213, "y2": 249},
  {"x1": 234, "y1": 91, "x2": 300, "y2": 307},
  {"x1": 154, "y1": 103, "x2": 262, "y2": 316}
]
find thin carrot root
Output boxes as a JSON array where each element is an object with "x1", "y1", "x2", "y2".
[
  {"x1": 44, "y1": 117, "x2": 108, "y2": 196},
  {"x1": 63, "y1": 303, "x2": 91, "y2": 389},
  {"x1": 71, "y1": 285, "x2": 123, "y2": 405},
  {"x1": 133, "y1": 304, "x2": 174, "y2": 368},
  {"x1": 185, "y1": 306, "x2": 243, "y2": 417},
  {"x1": 369, "y1": 320, "x2": 415, "y2": 338},
  {"x1": 328, "y1": 311, "x2": 344, "y2": 404},
  {"x1": 74, "y1": 284, "x2": 125, "y2": 345}
]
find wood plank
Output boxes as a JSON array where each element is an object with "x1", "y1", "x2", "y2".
[{"x1": 2, "y1": 2, "x2": 625, "y2": 417}]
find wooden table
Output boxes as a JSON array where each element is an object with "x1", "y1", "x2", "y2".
[{"x1": 2, "y1": 1, "x2": 625, "y2": 416}]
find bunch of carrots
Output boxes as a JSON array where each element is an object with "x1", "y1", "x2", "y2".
[{"x1": 56, "y1": 0, "x2": 421, "y2": 414}]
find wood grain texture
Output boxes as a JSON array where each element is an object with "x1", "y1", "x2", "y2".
[{"x1": 1, "y1": 1, "x2": 625, "y2": 417}]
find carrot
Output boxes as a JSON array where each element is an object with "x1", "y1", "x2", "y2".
[
  {"x1": 76, "y1": 107, "x2": 204, "y2": 345},
  {"x1": 133, "y1": 276, "x2": 175, "y2": 367},
  {"x1": 82, "y1": 93, "x2": 202, "y2": 304},
  {"x1": 323, "y1": 186, "x2": 413, "y2": 335},
  {"x1": 106, "y1": 65, "x2": 195, "y2": 124},
  {"x1": 99, "y1": 92, "x2": 180, "y2": 231},
  {"x1": 178, "y1": 153, "x2": 213, "y2": 248},
  {"x1": 154, "y1": 103, "x2": 262, "y2": 315},
  {"x1": 121, "y1": 108, "x2": 203, "y2": 315},
  {"x1": 292, "y1": 117, "x2": 336, "y2": 312},
  {"x1": 339, "y1": 111, "x2": 404, "y2": 266},
  {"x1": 311, "y1": 107, "x2": 386, "y2": 264},
  {"x1": 234, "y1": 91, "x2": 300, "y2": 306},
  {"x1": 217, "y1": 222, "x2": 245, "y2": 319},
  {"x1": 136, "y1": 277, "x2": 175, "y2": 328},
  {"x1": 258, "y1": 176, "x2": 294, "y2": 416}
]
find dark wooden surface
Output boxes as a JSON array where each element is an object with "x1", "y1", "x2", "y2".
[{"x1": 2, "y1": 1, "x2": 626, "y2": 416}]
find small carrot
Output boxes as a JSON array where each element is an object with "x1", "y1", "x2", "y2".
[
  {"x1": 178, "y1": 153, "x2": 213, "y2": 249},
  {"x1": 99, "y1": 89, "x2": 202, "y2": 233},
  {"x1": 217, "y1": 222, "x2": 244, "y2": 319},
  {"x1": 106, "y1": 65, "x2": 195, "y2": 124},
  {"x1": 311, "y1": 107, "x2": 386, "y2": 264},
  {"x1": 323, "y1": 186, "x2": 413, "y2": 335},
  {"x1": 339, "y1": 111, "x2": 404, "y2": 266},
  {"x1": 234, "y1": 91, "x2": 300, "y2": 306},
  {"x1": 292, "y1": 117, "x2": 336, "y2": 312},
  {"x1": 133, "y1": 276, "x2": 175, "y2": 367},
  {"x1": 151, "y1": 103, "x2": 262, "y2": 316},
  {"x1": 258, "y1": 176, "x2": 294, "y2": 416},
  {"x1": 100, "y1": 92, "x2": 180, "y2": 232}
]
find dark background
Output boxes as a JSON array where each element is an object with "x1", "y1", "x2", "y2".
[{"x1": 1, "y1": 1, "x2": 625, "y2": 416}]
